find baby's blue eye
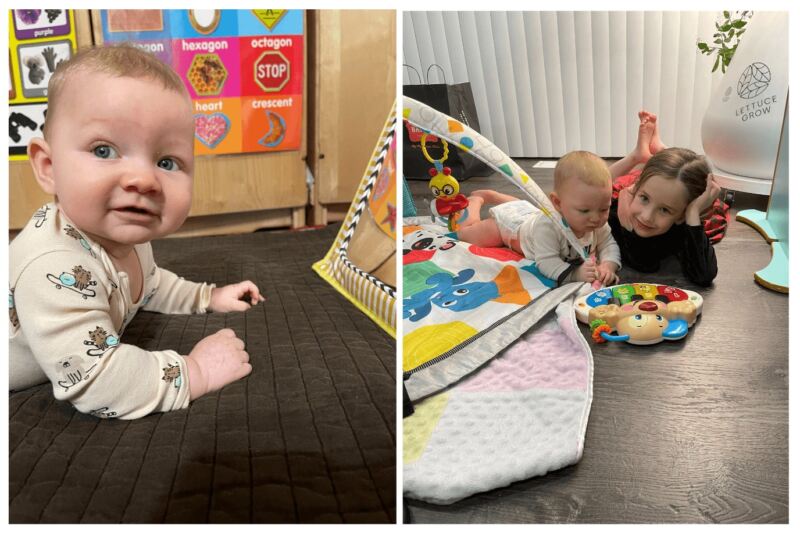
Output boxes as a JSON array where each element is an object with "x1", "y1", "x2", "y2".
[
  {"x1": 93, "y1": 145, "x2": 117, "y2": 159},
  {"x1": 157, "y1": 158, "x2": 179, "y2": 171}
]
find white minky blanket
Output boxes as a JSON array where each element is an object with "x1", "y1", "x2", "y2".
[{"x1": 403, "y1": 300, "x2": 593, "y2": 505}]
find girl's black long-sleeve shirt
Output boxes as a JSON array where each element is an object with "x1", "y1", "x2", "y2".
[{"x1": 608, "y1": 199, "x2": 718, "y2": 287}]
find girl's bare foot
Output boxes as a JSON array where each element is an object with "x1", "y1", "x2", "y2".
[
  {"x1": 646, "y1": 112, "x2": 667, "y2": 154},
  {"x1": 633, "y1": 116, "x2": 654, "y2": 164}
]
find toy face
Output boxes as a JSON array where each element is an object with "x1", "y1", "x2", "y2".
[
  {"x1": 429, "y1": 173, "x2": 460, "y2": 198},
  {"x1": 614, "y1": 300, "x2": 671, "y2": 344},
  {"x1": 615, "y1": 309, "x2": 669, "y2": 343}
]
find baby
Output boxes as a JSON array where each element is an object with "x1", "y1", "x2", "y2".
[
  {"x1": 9, "y1": 44, "x2": 264, "y2": 419},
  {"x1": 457, "y1": 150, "x2": 621, "y2": 286}
]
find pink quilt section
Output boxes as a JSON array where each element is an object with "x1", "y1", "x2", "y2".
[{"x1": 457, "y1": 325, "x2": 588, "y2": 392}]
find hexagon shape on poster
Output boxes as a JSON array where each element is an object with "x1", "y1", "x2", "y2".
[{"x1": 187, "y1": 53, "x2": 228, "y2": 96}]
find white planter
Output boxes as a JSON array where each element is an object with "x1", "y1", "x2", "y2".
[{"x1": 700, "y1": 12, "x2": 788, "y2": 194}]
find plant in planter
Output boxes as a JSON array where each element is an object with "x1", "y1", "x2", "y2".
[{"x1": 697, "y1": 11, "x2": 752, "y2": 73}]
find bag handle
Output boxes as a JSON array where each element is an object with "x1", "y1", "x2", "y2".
[
  {"x1": 426, "y1": 64, "x2": 447, "y2": 84},
  {"x1": 403, "y1": 64, "x2": 422, "y2": 85}
]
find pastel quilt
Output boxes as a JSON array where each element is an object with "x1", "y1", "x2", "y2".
[
  {"x1": 402, "y1": 223, "x2": 581, "y2": 401},
  {"x1": 404, "y1": 301, "x2": 593, "y2": 504}
]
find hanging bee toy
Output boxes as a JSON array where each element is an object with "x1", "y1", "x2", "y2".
[{"x1": 421, "y1": 133, "x2": 469, "y2": 231}]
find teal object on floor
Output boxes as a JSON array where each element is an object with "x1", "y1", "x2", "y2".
[{"x1": 402, "y1": 176, "x2": 417, "y2": 217}]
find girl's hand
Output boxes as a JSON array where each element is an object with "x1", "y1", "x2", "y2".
[
  {"x1": 209, "y1": 281, "x2": 266, "y2": 312},
  {"x1": 685, "y1": 174, "x2": 721, "y2": 226},
  {"x1": 617, "y1": 186, "x2": 635, "y2": 231}
]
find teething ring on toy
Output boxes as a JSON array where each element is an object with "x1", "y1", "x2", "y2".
[
  {"x1": 590, "y1": 319, "x2": 613, "y2": 343},
  {"x1": 420, "y1": 133, "x2": 449, "y2": 166}
]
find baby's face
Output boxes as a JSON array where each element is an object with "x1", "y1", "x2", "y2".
[
  {"x1": 45, "y1": 70, "x2": 194, "y2": 253},
  {"x1": 552, "y1": 177, "x2": 612, "y2": 237}
]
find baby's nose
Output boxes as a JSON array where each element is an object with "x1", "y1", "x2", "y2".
[{"x1": 121, "y1": 165, "x2": 161, "y2": 194}]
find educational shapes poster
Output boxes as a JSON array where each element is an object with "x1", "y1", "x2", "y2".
[
  {"x1": 101, "y1": 9, "x2": 304, "y2": 156},
  {"x1": 8, "y1": 9, "x2": 78, "y2": 160}
]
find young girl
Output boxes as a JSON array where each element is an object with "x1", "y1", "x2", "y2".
[{"x1": 608, "y1": 112, "x2": 721, "y2": 286}]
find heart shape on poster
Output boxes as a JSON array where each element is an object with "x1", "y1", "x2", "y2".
[{"x1": 194, "y1": 113, "x2": 230, "y2": 148}]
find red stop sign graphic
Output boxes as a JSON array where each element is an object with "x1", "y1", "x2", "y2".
[{"x1": 254, "y1": 51, "x2": 290, "y2": 93}]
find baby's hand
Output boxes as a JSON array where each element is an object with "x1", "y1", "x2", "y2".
[
  {"x1": 576, "y1": 258, "x2": 597, "y2": 283},
  {"x1": 185, "y1": 328, "x2": 251, "y2": 400},
  {"x1": 209, "y1": 280, "x2": 265, "y2": 312},
  {"x1": 595, "y1": 261, "x2": 620, "y2": 287}
]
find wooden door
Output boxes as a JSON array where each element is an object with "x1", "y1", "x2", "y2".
[{"x1": 308, "y1": 10, "x2": 396, "y2": 225}]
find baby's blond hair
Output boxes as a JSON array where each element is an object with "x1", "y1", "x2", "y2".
[
  {"x1": 43, "y1": 43, "x2": 188, "y2": 138},
  {"x1": 553, "y1": 151, "x2": 611, "y2": 192}
]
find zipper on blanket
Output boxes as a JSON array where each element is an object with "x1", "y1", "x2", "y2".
[{"x1": 402, "y1": 297, "x2": 539, "y2": 380}]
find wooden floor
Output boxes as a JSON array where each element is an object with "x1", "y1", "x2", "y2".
[{"x1": 403, "y1": 160, "x2": 788, "y2": 523}]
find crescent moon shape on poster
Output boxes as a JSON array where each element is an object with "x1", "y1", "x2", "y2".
[
  {"x1": 188, "y1": 10, "x2": 220, "y2": 35},
  {"x1": 257, "y1": 110, "x2": 287, "y2": 148}
]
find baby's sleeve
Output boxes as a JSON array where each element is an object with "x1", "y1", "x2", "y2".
[
  {"x1": 14, "y1": 251, "x2": 191, "y2": 419},
  {"x1": 523, "y1": 217, "x2": 574, "y2": 282},
  {"x1": 596, "y1": 223, "x2": 621, "y2": 268},
  {"x1": 142, "y1": 265, "x2": 215, "y2": 314}
]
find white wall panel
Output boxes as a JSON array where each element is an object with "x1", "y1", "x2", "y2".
[
  {"x1": 591, "y1": 12, "x2": 612, "y2": 157},
  {"x1": 508, "y1": 12, "x2": 538, "y2": 156},
  {"x1": 404, "y1": 11, "x2": 723, "y2": 157},
  {"x1": 608, "y1": 12, "x2": 627, "y2": 156}
]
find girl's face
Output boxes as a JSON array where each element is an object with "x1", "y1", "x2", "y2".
[{"x1": 628, "y1": 175, "x2": 690, "y2": 237}]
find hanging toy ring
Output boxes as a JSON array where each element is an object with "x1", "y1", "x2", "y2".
[{"x1": 420, "y1": 133, "x2": 449, "y2": 166}]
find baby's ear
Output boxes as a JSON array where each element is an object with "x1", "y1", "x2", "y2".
[
  {"x1": 549, "y1": 190, "x2": 561, "y2": 211},
  {"x1": 27, "y1": 137, "x2": 56, "y2": 195}
]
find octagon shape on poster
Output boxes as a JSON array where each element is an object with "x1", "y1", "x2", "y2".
[{"x1": 254, "y1": 50, "x2": 290, "y2": 93}]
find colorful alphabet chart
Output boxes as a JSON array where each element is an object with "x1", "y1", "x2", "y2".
[
  {"x1": 8, "y1": 9, "x2": 78, "y2": 160},
  {"x1": 100, "y1": 9, "x2": 304, "y2": 156}
]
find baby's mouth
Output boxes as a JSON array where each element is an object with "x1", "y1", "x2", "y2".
[{"x1": 115, "y1": 205, "x2": 157, "y2": 218}]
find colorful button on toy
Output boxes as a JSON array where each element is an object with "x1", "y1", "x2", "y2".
[
  {"x1": 611, "y1": 284, "x2": 636, "y2": 304},
  {"x1": 657, "y1": 285, "x2": 688, "y2": 302},
  {"x1": 586, "y1": 289, "x2": 613, "y2": 307}
]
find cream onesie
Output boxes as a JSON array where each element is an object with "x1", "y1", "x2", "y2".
[
  {"x1": 490, "y1": 200, "x2": 621, "y2": 284},
  {"x1": 9, "y1": 203, "x2": 215, "y2": 419}
]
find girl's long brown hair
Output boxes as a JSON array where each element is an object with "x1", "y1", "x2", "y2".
[{"x1": 634, "y1": 147, "x2": 710, "y2": 204}]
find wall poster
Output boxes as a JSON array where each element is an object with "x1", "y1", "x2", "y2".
[
  {"x1": 9, "y1": 9, "x2": 78, "y2": 160},
  {"x1": 101, "y1": 9, "x2": 304, "y2": 156}
]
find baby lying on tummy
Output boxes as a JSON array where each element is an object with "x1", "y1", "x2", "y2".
[
  {"x1": 456, "y1": 150, "x2": 621, "y2": 287},
  {"x1": 10, "y1": 44, "x2": 264, "y2": 419}
]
